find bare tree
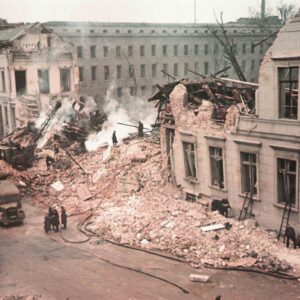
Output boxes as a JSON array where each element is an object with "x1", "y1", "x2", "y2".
[{"x1": 277, "y1": 2, "x2": 296, "y2": 24}]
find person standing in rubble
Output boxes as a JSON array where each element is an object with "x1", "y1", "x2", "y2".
[
  {"x1": 112, "y1": 131, "x2": 118, "y2": 146},
  {"x1": 44, "y1": 211, "x2": 51, "y2": 233},
  {"x1": 284, "y1": 224, "x2": 297, "y2": 249},
  {"x1": 61, "y1": 206, "x2": 67, "y2": 229},
  {"x1": 46, "y1": 155, "x2": 55, "y2": 171},
  {"x1": 138, "y1": 121, "x2": 144, "y2": 137},
  {"x1": 52, "y1": 207, "x2": 60, "y2": 232}
]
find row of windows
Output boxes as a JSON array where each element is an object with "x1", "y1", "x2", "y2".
[
  {"x1": 115, "y1": 85, "x2": 156, "y2": 98},
  {"x1": 77, "y1": 43, "x2": 263, "y2": 59},
  {"x1": 78, "y1": 62, "x2": 213, "y2": 82},
  {"x1": 183, "y1": 142, "x2": 298, "y2": 207}
]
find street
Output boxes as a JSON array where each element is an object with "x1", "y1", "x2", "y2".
[{"x1": 0, "y1": 197, "x2": 299, "y2": 300}]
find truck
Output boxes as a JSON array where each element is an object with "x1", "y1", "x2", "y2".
[{"x1": 0, "y1": 180, "x2": 25, "y2": 226}]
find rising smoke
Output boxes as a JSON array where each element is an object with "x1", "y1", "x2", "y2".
[{"x1": 85, "y1": 81, "x2": 156, "y2": 151}]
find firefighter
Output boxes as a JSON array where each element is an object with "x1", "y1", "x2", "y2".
[
  {"x1": 138, "y1": 121, "x2": 144, "y2": 137},
  {"x1": 61, "y1": 206, "x2": 67, "y2": 229},
  {"x1": 284, "y1": 224, "x2": 297, "y2": 249},
  {"x1": 112, "y1": 131, "x2": 118, "y2": 146}
]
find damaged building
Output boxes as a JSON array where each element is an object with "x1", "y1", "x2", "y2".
[
  {"x1": 0, "y1": 22, "x2": 79, "y2": 136},
  {"x1": 153, "y1": 10, "x2": 300, "y2": 233}
]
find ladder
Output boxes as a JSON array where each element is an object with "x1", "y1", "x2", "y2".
[
  {"x1": 277, "y1": 201, "x2": 292, "y2": 241},
  {"x1": 238, "y1": 191, "x2": 253, "y2": 221}
]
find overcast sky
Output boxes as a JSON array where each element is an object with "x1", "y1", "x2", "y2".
[{"x1": 0, "y1": 0, "x2": 299, "y2": 23}]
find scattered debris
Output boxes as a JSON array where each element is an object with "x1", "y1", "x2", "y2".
[
  {"x1": 201, "y1": 223, "x2": 225, "y2": 232},
  {"x1": 189, "y1": 274, "x2": 210, "y2": 283}
]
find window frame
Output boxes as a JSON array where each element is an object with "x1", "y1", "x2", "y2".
[{"x1": 209, "y1": 146, "x2": 225, "y2": 189}]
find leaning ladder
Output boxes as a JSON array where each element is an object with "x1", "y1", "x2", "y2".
[
  {"x1": 277, "y1": 201, "x2": 292, "y2": 241},
  {"x1": 238, "y1": 191, "x2": 253, "y2": 221}
]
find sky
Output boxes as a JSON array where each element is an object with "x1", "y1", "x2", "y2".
[{"x1": 0, "y1": 0, "x2": 299, "y2": 24}]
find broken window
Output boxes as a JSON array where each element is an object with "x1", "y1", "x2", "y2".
[
  {"x1": 151, "y1": 45, "x2": 156, "y2": 56},
  {"x1": 277, "y1": 158, "x2": 296, "y2": 207},
  {"x1": 184, "y1": 45, "x2": 188, "y2": 56},
  {"x1": 209, "y1": 147, "x2": 224, "y2": 189},
  {"x1": 117, "y1": 65, "x2": 122, "y2": 79},
  {"x1": 103, "y1": 46, "x2": 108, "y2": 57},
  {"x1": 90, "y1": 45, "x2": 96, "y2": 58},
  {"x1": 117, "y1": 87, "x2": 122, "y2": 98},
  {"x1": 279, "y1": 67, "x2": 299, "y2": 119},
  {"x1": 116, "y1": 46, "x2": 121, "y2": 57},
  {"x1": 91, "y1": 66, "x2": 97, "y2": 81},
  {"x1": 77, "y1": 46, "x2": 83, "y2": 58},
  {"x1": 183, "y1": 142, "x2": 197, "y2": 179},
  {"x1": 140, "y1": 64, "x2": 145, "y2": 78},
  {"x1": 15, "y1": 70, "x2": 26, "y2": 95},
  {"x1": 79, "y1": 67, "x2": 84, "y2": 82},
  {"x1": 174, "y1": 63, "x2": 178, "y2": 77},
  {"x1": 104, "y1": 66, "x2": 109, "y2": 80},
  {"x1": 174, "y1": 45, "x2": 178, "y2": 56},
  {"x1": 152, "y1": 64, "x2": 157, "y2": 77},
  {"x1": 163, "y1": 45, "x2": 167, "y2": 56},
  {"x1": 129, "y1": 65, "x2": 135, "y2": 78},
  {"x1": 194, "y1": 44, "x2": 199, "y2": 55},
  {"x1": 241, "y1": 152, "x2": 257, "y2": 195},
  {"x1": 140, "y1": 45, "x2": 145, "y2": 57},
  {"x1": 60, "y1": 68, "x2": 70, "y2": 92},
  {"x1": 0, "y1": 70, "x2": 6, "y2": 92},
  {"x1": 38, "y1": 69, "x2": 49, "y2": 94},
  {"x1": 128, "y1": 45, "x2": 133, "y2": 57}
]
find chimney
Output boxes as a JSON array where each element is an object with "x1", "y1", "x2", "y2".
[{"x1": 261, "y1": 0, "x2": 266, "y2": 19}]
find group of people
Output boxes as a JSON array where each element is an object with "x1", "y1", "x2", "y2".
[
  {"x1": 284, "y1": 224, "x2": 300, "y2": 249},
  {"x1": 44, "y1": 206, "x2": 67, "y2": 233}
]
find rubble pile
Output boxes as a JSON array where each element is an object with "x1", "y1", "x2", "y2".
[{"x1": 28, "y1": 137, "x2": 293, "y2": 272}]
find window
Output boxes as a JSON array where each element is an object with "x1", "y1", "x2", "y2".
[
  {"x1": 151, "y1": 45, "x2": 156, "y2": 56},
  {"x1": 174, "y1": 63, "x2": 178, "y2": 77},
  {"x1": 38, "y1": 69, "x2": 49, "y2": 93},
  {"x1": 152, "y1": 64, "x2": 157, "y2": 77},
  {"x1": 91, "y1": 66, "x2": 97, "y2": 81},
  {"x1": 194, "y1": 44, "x2": 199, "y2": 55},
  {"x1": 104, "y1": 66, "x2": 109, "y2": 80},
  {"x1": 90, "y1": 29, "x2": 95, "y2": 33},
  {"x1": 0, "y1": 70, "x2": 6, "y2": 92},
  {"x1": 15, "y1": 70, "x2": 26, "y2": 95},
  {"x1": 209, "y1": 147, "x2": 224, "y2": 189},
  {"x1": 0, "y1": 105, "x2": 3, "y2": 135},
  {"x1": 128, "y1": 45, "x2": 133, "y2": 57},
  {"x1": 277, "y1": 158, "x2": 297, "y2": 206},
  {"x1": 130, "y1": 86, "x2": 136, "y2": 96},
  {"x1": 10, "y1": 106, "x2": 16, "y2": 128},
  {"x1": 232, "y1": 44, "x2": 237, "y2": 55},
  {"x1": 260, "y1": 44, "x2": 264, "y2": 54},
  {"x1": 117, "y1": 65, "x2": 122, "y2": 79},
  {"x1": 103, "y1": 29, "x2": 107, "y2": 33},
  {"x1": 174, "y1": 45, "x2": 178, "y2": 56},
  {"x1": 163, "y1": 64, "x2": 168, "y2": 77},
  {"x1": 194, "y1": 62, "x2": 199, "y2": 73},
  {"x1": 140, "y1": 45, "x2": 145, "y2": 56},
  {"x1": 184, "y1": 63, "x2": 188, "y2": 76},
  {"x1": 141, "y1": 85, "x2": 146, "y2": 95},
  {"x1": 60, "y1": 69, "x2": 70, "y2": 92},
  {"x1": 117, "y1": 87, "x2": 122, "y2": 98},
  {"x1": 214, "y1": 44, "x2": 219, "y2": 54},
  {"x1": 129, "y1": 65, "x2": 135, "y2": 78},
  {"x1": 79, "y1": 67, "x2": 84, "y2": 82},
  {"x1": 116, "y1": 46, "x2": 121, "y2": 57},
  {"x1": 103, "y1": 46, "x2": 108, "y2": 57},
  {"x1": 90, "y1": 45, "x2": 96, "y2": 58},
  {"x1": 76, "y1": 29, "x2": 81, "y2": 33},
  {"x1": 183, "y1": 142, "x2": 197, "y2": 179},
  {"x1": 242, "y1": 43, "x2": 246, "y2": 55},
  {"x1": 242, "y1": 60, "x2": 246, "y2": 72},
  {"x1": 163, "y1": 45, "x2": 167, "y2": 56},
  {"x1": 241, "y1": 152, "x2": 257, "y2": 195},
  {"x1": 4, "y1": 106, "x2": 8, "y2": 125},
  {"x1": 184, "y1": 45, "x2": 188, "y2": 55},
  {"x1": 204, "y1": 44, "x2": 209, "y2": 55},
  {"x1": 77, "y1": 46, "x2": 83, "y2": 58},
  {"x1": 251, "y1": 60, "x2": 255, "y2": 72},
  {"x1": 140, "y1": 64, "x2": 145, "y2": 78},
  {"x1": 204, "y1": 62, "x2": 209, "y2": 75},
  {"x1": 279, "y1": 67, "x2": 299, "y2": 119}
]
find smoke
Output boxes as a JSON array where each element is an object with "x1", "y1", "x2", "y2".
[{"x1": 85, "y1": 81, "x2": 156, "y2": 152}]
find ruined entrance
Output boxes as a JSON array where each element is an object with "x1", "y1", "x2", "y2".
[{"x1": 15, "y1": 70, "x2": 26, "y2": 95}]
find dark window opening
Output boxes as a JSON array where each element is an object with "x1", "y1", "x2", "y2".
[
  {"x1": 183, "y1": 142, "x2": 197, "y2": 179},
  {"x1": 140, "y1": 45, "x2": 145, "y2": 56},
  {"x1": 163, "y1": 64, "x2": 168, "y2": 77},
  {"x1": 128, "y1": 45, "x2": 133, "y2": 57},
  {"x1": 166, "y1": 128, "x2": 175, "y2": 171},
  {"x1": 117, "y1": 65, "x2": 122, "y2": 79},
  {"x1": 79, "y1": 67, "x2": 84, "y2": 82},
  {"x1": 103, "y1": 46, "x2": 108, "y2": 57},
  {"x1": 184, "y1": 63, "x2": 188, "y2": 76},
  {"x1": 186, "y1": 193, "x2": 197, "y2": 202},
  {"x1": 4, "y1": 106, "x2": 8, "y2": 125},
  {"x1": 90, "y1": 45, "x2": 96, "y2": 58},
  {"x1": 1, "y1": 70, "x2": 6, "y2": 92},
  {"x1": 129, "y1": 65, "x2": 135, "y2": 78},
  {"x1": 60, "y1": 69, "x2": 70, "y2": 92},
  {"x1": 151, "y1": 45, "x2": 156, "y2": 56},
  {"x1": 204, "y1": 62, "x2": 209, "y2": 75},
  {"x1": 184, "y1": 44, "x2": 188, "y2": 55},
  {"x1": 47, "y1": 36, "x2": 51, "y2": 48},
  {"x1": 0, "y1": 105, "x2": 3, "y2": 135},
  {"x1": 174, "y1": 63, "x2": 178, "y2": 77},
  {"x1": 77, "y1": 46, "x2": 83, "y2": 58},
  {"x1": 15, "y1": 70, "x2": 26, "y2": 95},
  {"x1": 194, "y1": 44, "x2": 199, "y2": 55},
  {"x1": 130, "y1": 86, "x2": 136, "y2": 96},
  {"x1": 278, "y1": 158, "x2": 296, "y2": 206},
  {"x1": 91, "y1": 66, "x2": 97, "y2": 81},
  {"x1": 104, "y1": 66, "x2": 109, "y2": 80},
  {"x1": 174, "y1": 45, "x2": 178, "y2": 56},
  {"x1": 38, "y1": 69, "x2": 49, "y2": 94},
  {"x1": 152, "y1": 64, "x2": 157, "y2": 77},
  {"x1": 209, "y1": 147, "x2": 224, "y2": 189},
  {"x1": 241, "y1": 152, "x2": 257, "y2": 195},
  {"x1": 279, "y1": 67, "x2": 298, "y2": 119},
  {"x1": 163, "y1": 45, "x2": 167, "y2": 56},
  {"x1": 204, "y1": 44, "x2": 209, "y2": 55},
  {"x1": 10, "y1": 106, "x2": 16, "y2": 128},
  {"x1": 140, "y1": 64, "x2": 145, "y2": 78},
  {"x1": 116, "y1": 46, "x2": 121, "y2": 57},
  {"x1": 117, "y1": 87, "x2": 122, "y2": 98}
]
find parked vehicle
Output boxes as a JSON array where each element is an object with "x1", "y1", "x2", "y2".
[{"x1": 0, "y1": 180, "x2": 25, "y2": 226}]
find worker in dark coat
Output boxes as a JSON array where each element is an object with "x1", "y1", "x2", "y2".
[
  {"x1": 46, "y1": 155, "x2": 55, "y2": 171},
  {"x1": 61, "y1": 206, "x2": 67, "y2": 229},
  {"x1": 112, "y1": 131, "x2": 118, "y2": 146},
  {"x1": 284, "y1": 224, "x2": 297, "y2": 249},
  {"x1": 221, "y1": 198, "x2": 231, "y2": 218},
  {"x1": 138, "y1": 121, "x2": 144, "y2": 137},
  {"x1": 52, "y1": 208, "x2": 60, "y2": 232},
  {"x1": 44, "y1": 212, "x2": 51, "y2": 233},
  {"x1": 48, "y1": 207, "x2": 54, "y2": 231}
]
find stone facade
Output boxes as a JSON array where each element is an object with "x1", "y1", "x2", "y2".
[
  {"x1": 45, "y1": 19, "x2": 280, "y2": 108},
  {"x1": 160, "y1": 10, "x2": 300, "y2": 233},
  {"x1": 0, "y1": 23, "x2": 79, "y2": 136}
]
